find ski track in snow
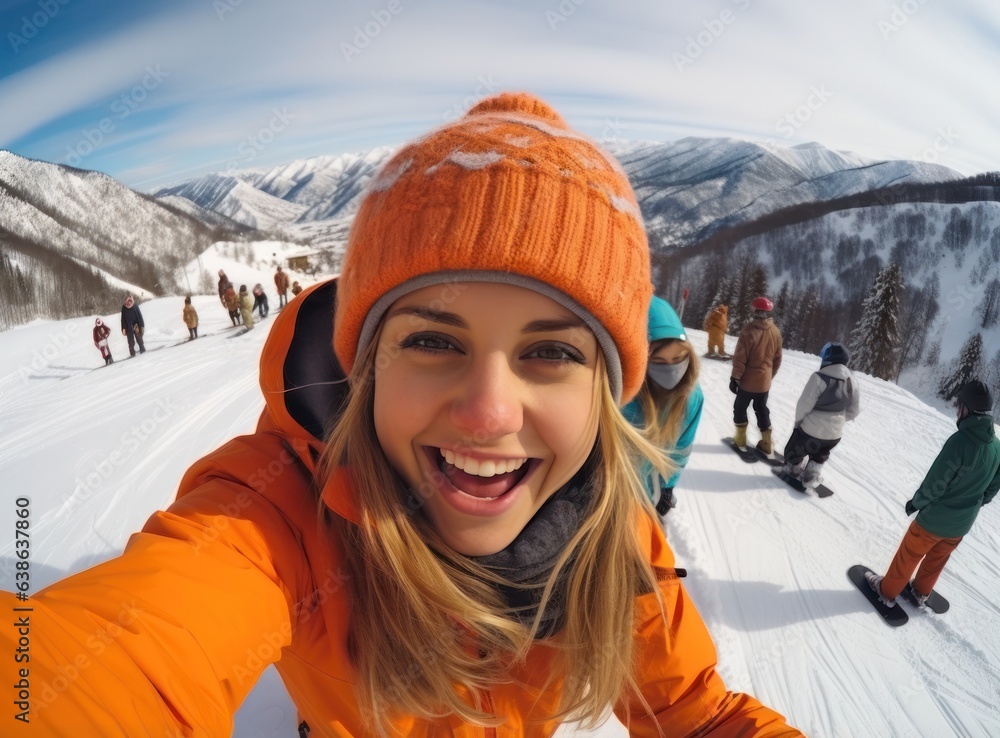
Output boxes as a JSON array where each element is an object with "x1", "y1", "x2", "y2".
[{"x1": 1, "y1": 308, "x2": 998, "y2": 737}]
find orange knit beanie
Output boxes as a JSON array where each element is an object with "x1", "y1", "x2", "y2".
[{"x1": 334, "y1": 92, "x2": 652, "y2": 402}]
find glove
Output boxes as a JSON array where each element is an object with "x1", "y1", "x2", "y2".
[
  {"x1": 729, "y1": 377, "x2": 740, "y2": 395},
  {"x1": 121, "y1": 329, "x2": 126, "y2": 336},
  {"x1": 905, "y1": 500, "x2": 917, "y2": 516}
]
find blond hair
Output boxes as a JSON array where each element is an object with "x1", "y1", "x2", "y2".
[
  {"x1": 317, "y1": 325, "x2": 676, "y2": 733},
  {"x1": 636, "y1": 339, "x2": 700, "y2": 450}
]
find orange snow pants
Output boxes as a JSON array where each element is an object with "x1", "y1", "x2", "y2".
[
  {"x1": 707, "y1": 330, "x2": 727, "y2": 355},
  {"x1": 880, "y1": 520, "x2": 962, "y2": 599}
]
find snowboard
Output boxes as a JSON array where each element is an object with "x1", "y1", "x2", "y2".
[
  {"x1": 771, "y1": 467, "x2": 834, "y2": 498},
  {"x1": 703, "y1": 353, "x2": 732, "y2": 362},
  {"x1": 902, "y1": 581, "x2": 949, "y2": 614},
  {"x1": 848, "y1": 565, "x2": 908, "y2": 627},
  {"x1": 723, "y1": 437, "x2": 758, "y2": 464}
]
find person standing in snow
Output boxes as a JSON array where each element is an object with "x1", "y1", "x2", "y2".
[
  {"x1": 290, "y1": 280, "x2": 303, "y2": 297},
  {"x1": 622, "y1": 296, "x2": 703, "y2": 516},
  {"x1": 274, "y1": 265, "x2": 290, "y2": 308},
  {"x1": 867, "y1": 380, "x2": 1000, "y2": 608},
  {"x1": 93, "y1": 317, "x2": 114, "y2": 365},
  {"x1": 239, "y1": 284, "x2": 255, "y2": 330},
  {"x1": 223, "y1": 284, "x2": 241, "y2": 326},
  {"x1": 781, "y1": 342, "x2": 860, "y2": 487},
  {"x1": 730, "y1": 296, "x2": 782, "y2": 454},
  {"x1": 217, "y1": 269, "x2": 233, "y2": 307},
  {"x1": 252, "y1": 283, "x2": 270, "y2": 319},
  {"x1": 182, "y1": 296, "x2": 199, "y2": 340},
  {"x1": 120, "y1": 294, "x2": 146, "y2": 357},
  {"x1": 703, "y1": 304, "x2": 729, "y2": 357},
  {"x1": 0, "y1": 93, "x2": 803, "y2": 738}
]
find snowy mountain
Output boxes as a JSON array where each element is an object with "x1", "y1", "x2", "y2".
[
  {"x1": 0, "y1": 151, "x2": 254, "y2": 329},
  {"x1": 2, "y1": 306, "x2": 997, "y2": 736}
]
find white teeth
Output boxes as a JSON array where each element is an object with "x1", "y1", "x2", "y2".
[{"x1": 441, "y1": 450, "x2": 528, "y2": 477}]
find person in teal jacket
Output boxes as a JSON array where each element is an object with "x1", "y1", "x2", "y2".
[
  {"x1": 622, "y1": 296, "x2": 704, "y2": 516},
  {"x1": 867, "y1": 380, "x2": 1000, "y2": 607}
]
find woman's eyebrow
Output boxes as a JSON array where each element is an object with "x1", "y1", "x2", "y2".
[
  {"x1": 522, "y1": 317, "x2": 586, "y2": 334},
  {"x1": 388, "y1": 306, "x2": 468, "y2": 328}
]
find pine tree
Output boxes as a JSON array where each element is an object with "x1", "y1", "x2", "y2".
[
  {"x1": 848, "y1": 263, "x2": 903, "y2": 380},
  {"x1": 939, "y1": 333, "x2": 985, "y2": 402},
  {"x1": 980, "y1": 279, "x2": 1000, "y2": 329}
]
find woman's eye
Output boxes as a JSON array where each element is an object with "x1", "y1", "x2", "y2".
[
  {"x1": 526, "y1": 344, "x2": 586, "y2": 364},
  {"x1": 399, "y1": 334, "x2": 457, "y2": 354}
]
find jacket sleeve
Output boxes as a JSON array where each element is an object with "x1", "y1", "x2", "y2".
[
  {"x1": 0, "y1": 477, "x2": 311, "y2": 737},
  {"x1": 120, "y1": 309, "x2": 127, "y2": 331},
  {"x1": 845, "y1": 375, "x2": 861, "y2": 422},
  {"x1": 983, "y1": 457, "x2": 1000, "y2": 506},
  {"x1": 137, "y1": 306, "x2": 144, "y2": 329},
  {"x1": 614, "y1": 521, "x2": 803, "y2": 737},
  {"x1": 665, "y1": 387, "x2": 703, "y2": 488},
  {"x1": 794, "y1": 374, "x2": 824, "y2": 426},
  {"x1": 731, "y1": 333, "x2": 749, "y2": 382},
  {"x1": 911, "y1": 435, "x2": 963, "y2": 510},
  {"x1": 771, "y1": 330, "x2": 783, "y2": 377}
]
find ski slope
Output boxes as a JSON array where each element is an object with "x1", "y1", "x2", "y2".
[{"x1": 0, "y1": 300, "x2": 998, "y2": 737}]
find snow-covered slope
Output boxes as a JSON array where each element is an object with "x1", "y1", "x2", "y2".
[
  {"x1": 154, "y1": 173, "x2": 309, "y2": 232},
  {"x1": 1, "y1": 309, "x2": 997, "y2": 736}
]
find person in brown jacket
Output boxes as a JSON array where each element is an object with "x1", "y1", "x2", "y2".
[
  {"x1": 274, "y1": 266, "x2": 290, "y2": 308},
  {"x1": 730, "y1": 296, "x2": 783, "y2": 454},
  {"x1": 223, "y1": 285, "x2": 242, "y2": 326},
  {"x1": 182, "y1": 296, "x2": 199, "y2": 340},
  {"x1": 704, "y1": 304, "x2": 729, "y2": 357},
  {"x1": 290, "y1": 280, "x2": 303, "y2": 297}
]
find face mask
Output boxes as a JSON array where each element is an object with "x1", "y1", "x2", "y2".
[{"x1": 647, "y1": 357, "x2": 689, "y2": 391}]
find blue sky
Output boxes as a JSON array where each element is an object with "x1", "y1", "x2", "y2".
[{"x1": 3, "y1": 0, "x2": 1000, "y2": 191}]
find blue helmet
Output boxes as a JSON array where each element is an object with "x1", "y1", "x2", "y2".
[
  {"x1": 820, "y1": 342, "x2": 850, "y2": 367},
  {"x1": 647, "y1": 296, "x2": 687, "y2": 343}
]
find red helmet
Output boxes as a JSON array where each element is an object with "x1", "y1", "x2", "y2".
[{"x1": 751, "y1": 296, "x2": 774, "y2": 311}]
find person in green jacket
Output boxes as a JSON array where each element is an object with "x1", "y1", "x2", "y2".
[
  {"x1": 622, "y1": 296, "x2": 704, "y2": 517},
  {"x1": 867, "y1": 380, "x2": 1000, "y2": 607}
]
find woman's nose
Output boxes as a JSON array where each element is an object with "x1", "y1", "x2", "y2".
[{"x1": 449, "y1": 353, "x2": 523, "y2": 441}]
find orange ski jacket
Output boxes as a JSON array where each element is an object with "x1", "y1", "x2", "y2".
[{"x1": 1, "y1": 278, "x2": 802, "y2": 737}]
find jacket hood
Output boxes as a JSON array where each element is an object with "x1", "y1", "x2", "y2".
[
  {"x1": 959, "y1": 413, "x2": 998, "y2": 445},
  {"x1": 818, "y1": 364, "x2": 851, "y2": 380},
  {"x1": 647, "y1": 296, "x2": 687, "y2": 343},
  {"x1": 256, "y1": 278, "x2": 355, "y2": 519}
]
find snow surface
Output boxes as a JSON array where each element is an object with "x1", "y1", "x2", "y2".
[{"x1": 1, "y1": 307, "x2": 998, "y2": 736}]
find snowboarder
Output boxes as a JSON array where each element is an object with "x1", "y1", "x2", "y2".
[
  {"x1": 866, "y1": 380, "x2": 1000, "y2": 608},
  {"x1": 223, "y1": 284, "x2": 241, "y2": 326},
  {"x1": 730, "y1": 296, "x2": 782, "y2": 454},
  {"x1": 239, "y1": 285, "x2": 255, "y2": 330},
  {"x1": 93, "y1": 317, "x2": 113, "y2": 365},
  {"x1": 274, "y1": 266, "x2": 290, "y2": 308},
  {"x1": 182, "y1": 296, "x2": 199, "y2": 340},
  {"x1": 120, "y1": 295, "x2": 146, "y2": 357},
  {"x1": 252, "y1": 283, "x2": 270, "y2": 319},
  {"x1": 290, "y1": 280, "x2": 303, "y2": 297},
  {"x1": 704, "y1": 304, "x2": 729, "y2": 357},
  {"x1": 781, "y1": 342, "x2": 860, "y2": 487},
  {"x1": 217, "y1": 269, "x2": 233, "y2": 308},
  {"x1": 0, "y1": 93, "x2": 803, "y2": 737},
  {"x1": 622, "y1": 296, "x2": 703, "y2": 516}
]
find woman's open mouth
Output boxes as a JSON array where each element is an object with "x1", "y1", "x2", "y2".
[{"x1": 422, "y1": 447, "x2": 538, "y2": 516}]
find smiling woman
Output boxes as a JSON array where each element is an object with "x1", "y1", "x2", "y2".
[{"x1": 0, "y1": 92, "x2": 803, "y2": 737}]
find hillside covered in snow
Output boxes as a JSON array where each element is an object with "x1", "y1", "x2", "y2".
[{"x1": 1, "y1": 301, "x2": 997, "y2": 736}]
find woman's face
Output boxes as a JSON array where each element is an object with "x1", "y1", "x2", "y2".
[
  {"x1": 373, "y1": 282, "x2": 600, "y2": 556},
  {"x1": 650, "y1": 340, "x2": 688, "y2": 365}
]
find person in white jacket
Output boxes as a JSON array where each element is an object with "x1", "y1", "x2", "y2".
[{"x1": 782, "y1": 342, "x2": 860, "y2": 487}]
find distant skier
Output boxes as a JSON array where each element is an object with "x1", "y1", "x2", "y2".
[
  {"x1": 223, "y1": 285, "x2": 241, "y2": 326},
  {"x1": 217, "y1": 269, "x2": 233, "y2": 307},
  {"x1": 866, "y1": 380, "x2": 1000, "y2": 608},
  {"x1": 730, "y1": 296, "x2": 782, "y2": 454},
  {"x1": 182, "y1": 296, "x2": 199, "y2": 340},
  {"x1": 703, "y1": 304, "x2": 729, "y2": 357},
  {"x1": 781, "y1": 342, "x2": 860, "y2": 487},
  {"x1": 239, "y1": 285, "x2": 255, "y2": 330},
  {"x1": 274, "y1": 266, "x2": 290, "y2": 308},
  {"x1": 622, "y1": 297, "x2": 703, "y2": 516},
  {"x1": 252, "y1": 284, "x2": 269, "y2": 319},
  {"x1": 93, "y1": 318, "x2": 113, "y2": 365},
  {"x1": 290, "y1": 280, "x2": 303, "y2": 297},
  {"x1": 120, "y1": 295, "x2": 146, "y2": 357}
]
